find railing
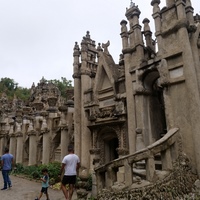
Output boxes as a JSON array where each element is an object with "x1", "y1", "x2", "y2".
[{"x1": 95, "y1": 128, "x2": 179, "y2": 192}]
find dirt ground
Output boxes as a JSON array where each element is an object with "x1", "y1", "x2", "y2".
[{"x1": 0, "y1": 175, "x2": 78, "y2": 200}]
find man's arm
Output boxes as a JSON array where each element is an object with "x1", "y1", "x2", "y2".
[
  {"x1": 60, "y1": 163, "x2": 66, "y2": 175},
  {"x1": 76, "y1": 162, "x2": 80, "y2": 171},
  {"x1": 60, "y1": 163, "x2": 66, "y2": 180},
  {"x1": 11, "y1": 157, "x2": 15, "y2": 169},
  {"x1": 1, "y1": 157, "x2": 4, "y2": 169}
]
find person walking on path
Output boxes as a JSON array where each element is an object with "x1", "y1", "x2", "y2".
[
  {"x1": 35, "y1": 168, "x2": 50, "y2": 200},
  {"x1": 1, "y1": 147, "x2": 14, "y2": 190},
  {"x1": 60, "y1": 144, "x2": 80, "y2": 200}
]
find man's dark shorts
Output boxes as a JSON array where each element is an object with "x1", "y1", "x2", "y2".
[
  {"x1": 41, "y1": 187, "x2": 48, "y2": 194},
  {"x1": 62, "y1": 175, "x2": 76, "y2": 185}
]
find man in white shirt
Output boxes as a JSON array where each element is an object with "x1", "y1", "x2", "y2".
[{"x1": 60, "y1": 145, "x2": 80, "y2": 200}]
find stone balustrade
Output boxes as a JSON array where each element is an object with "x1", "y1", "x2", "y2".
[{"x1": 95, "y1": 127, "x2": 179, "y2": 192}]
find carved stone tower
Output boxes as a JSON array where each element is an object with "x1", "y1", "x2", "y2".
[
  {"x1": 150, "y1": 0, "x2": 200, "y2": 176},
  {"x1": 73, "y1": 31, "x2": 98, "y2": 175},
  {"x1": 73, "y1": 0, "x2": 200, "y2": 197}
]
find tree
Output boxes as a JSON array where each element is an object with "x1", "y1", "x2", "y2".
[
  {"x1": 49, "y1": 77, "x2": 73, "y2": 99},
  {"x1": 0, "y1": 77, "x2": 30, "y2": 101}
]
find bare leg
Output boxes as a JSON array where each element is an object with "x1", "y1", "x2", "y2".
[
  {"x1": 46, "y1": 192, "x2": 50, "y2": 200},
  {"x1": 68, "y1": 184, "x2": 74, "y2": 200},
  {"x1": 38, "y1": 192, "x2": 43, "y2": 200},
  {"x1": 61, "y1": 183, "x2": 69, "y2": 200}
]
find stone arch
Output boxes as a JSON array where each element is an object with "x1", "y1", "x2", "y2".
[
  {"x1": 24, "y1": 138, "x2": 29, "y2": 165},
  {"x1": 98, "y1": 126, "x2": 119, "y2": 164},
  {"x1": 37, "y1": 135, "x2": 43, "y2": 164},
  {"x1": 142, "y1": 68, "x2": 167, "y2": 144},
  {"x1": 51, "y1": 131, "x2": 61, "y2": 162}
]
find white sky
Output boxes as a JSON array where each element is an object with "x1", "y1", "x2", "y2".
[{"x1": 0, "y1": 0, "x2": 199, "y2": 88}]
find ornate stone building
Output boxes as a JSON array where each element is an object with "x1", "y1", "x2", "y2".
[
  {"x1": 1, "y1": 0, "x2": 200, "y2": 198},
  {"x1": 0, "y1": 77, "x2": 74, "y2": 166},
  {"x1": 72, "y1": 0, "x2": 200, "y2": 197}
]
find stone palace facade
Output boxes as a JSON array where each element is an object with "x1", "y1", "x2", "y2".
[
  {"x1": 1, "y1": 0, "x2": 200, "y2": 198},
  {"x1": 0, "y1": 78, "x2": 74, "y2": 166},
  {"x1": 72, "y1": 0, "x2": 200, "y2": 197}
]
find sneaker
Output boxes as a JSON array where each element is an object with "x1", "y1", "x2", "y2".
[
  {"x1": 1, "y1": 188, "x2": 7, "y2": 190},
  {"x1": 9, "y1": 185, "x2": 12, "y2": 188}
]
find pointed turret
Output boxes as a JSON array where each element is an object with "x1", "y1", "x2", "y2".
[
  {"x1": 125, "y1": 2, "x2": 141, "y2": 48},
  {"x1": 151, "y1": 0, "x2": 162, "y2": 54},
  {"x1": 185, "y1": 0, "x2": 194, "y2": 25},
  {"x1": 73, "y1": 42, "x2": 80, "y2": 79},
  {"x1": 120, "y1": 20, "x2": 128, "y2": 49}
]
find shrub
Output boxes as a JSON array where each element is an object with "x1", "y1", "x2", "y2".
[{"x1": 12, "y1": 162, "x2": 61, "y2": 182}]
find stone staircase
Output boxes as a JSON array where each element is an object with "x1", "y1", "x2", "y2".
[{"x1": 94, "y1": 128, "x2": 198, "y2": 199}]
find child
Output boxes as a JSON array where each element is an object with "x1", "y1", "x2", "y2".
[{"x1": 35, "y1": 168, "x2": 50, "y2": 200}]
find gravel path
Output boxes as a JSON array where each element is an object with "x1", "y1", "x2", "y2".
[{"x1": 0, "y1": 175, "x2": 78, "y2": 200}]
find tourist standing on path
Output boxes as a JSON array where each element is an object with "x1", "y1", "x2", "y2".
[
  {"x1": 1, "y1": 147, "x2": 14, "y2": 190},
  {"x1": 60, "y1": 144, "x2": 80, "y2": 200},
  {"x1": 35, "y1": 168, "x2": 50, "y2": 200}
]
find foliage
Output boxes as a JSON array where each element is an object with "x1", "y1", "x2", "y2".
[
  {"x1": 14, "y1": 87, "x2": 31, "y2": 101},
  {"x1": 12, "y1": 162, "x2": 61, "y2": 182},
  {"x1": 0, "y1": 77, "x2": 73, "y2": 101},
  {"x1": 0, "y1": 77, "x2": 18, "y2": 91},
  {"x1": 86, "y1": 174, "x2": 92, "y2": 191},
  {"x1": 0, "y1": 77, "x2": 30, "y2": 101},
  {"x1": 49, "y1": 77, "x2": 73, "y2": 99}
]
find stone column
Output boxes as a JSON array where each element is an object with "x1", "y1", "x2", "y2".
[
  {"x1": 120, "y1": 20, "x2": 129, "y2": 49},
  {"x1": 41, "y1": 117, "x2": 50, "y2": 164},
  {"x1": 16, "y1": 129, "x2": 23, "y2": 164},
  {"x1": 59, "y1": 105, "x2": 69, "y2": 160},
  {"x1": 125, "y1": 4, "x2": 140, "y2": 48},
  {"x1": 80, "y1": 34, "x2": 92, "y2": 173},
  {"x1": 45, "y1": 97, "x2": 58, "y2": 163},
  {"x1": 73, "y1": 42, "x2": 82, "y2": 158},
  {"x1": 0, "y1": 135, "x2": 3, "y2": 155},
  {"x1": 15, "y1": 109, "x2": 23, "y2": 164},
  {"x1": 143, "y1": 18, "x2": 154, "y2": 51},
  {"x1": 42, "y1": 130, "x2": 50, "y2": 164},
  {"x1": 60, "y1": 126, "x2": 68, "y2": 160},
  {"x1": 123, "y1": 53, "x2": 136, "y2": 154},
  {"x1": 176, "y1": 0, "x2": 186, "y2": 19},
  {"x1": 133, "y1": 15, "x2": 144, "y2": 62},
  {"x1": 28, "y1": 122, "x2": 37, "y2": 166},
  {"x1": 9, "y1": 122, "x2": 16, "y2": 157},
  {"x1": 0, "y1": 122, "x2": 9, "y2": 153},
  {"x1": 185, "y1": 0, "x2": 194, "y2": 24},
  {"x1": 151, "y1": 0, "x2": 162, "y2": 55}
]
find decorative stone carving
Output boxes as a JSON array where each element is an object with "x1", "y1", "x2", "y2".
[
  {"x1": 47, "y1": 96, "x2": 58, "y2": 107},
  {"x1": 32, "y1": 102, "x2": 44, "y2": 111},
  {"x1": 114, "y1": 100, "x2": 125, "y2": 116},
  {"x1": 90, "y1": 148, "x2": 100, "y2": 155},
  {"x1": 135, "y1": 69, "x2": 149, "y2": 94},
  {"x1": 136, "y1": 128, "x2": 145, "y2": 151},
  {"x1": 157, "y1": 59, "x2": 170, "y2": 87},
  {"x1": 97, "y1": 107, "x2": 115, "y2": 119},
  {"x1": 102, "y1": 40, "x2": 110, "y2": 55},
  {"x1": 117, "y1": 148, "x2": 129, "y2": 156}
]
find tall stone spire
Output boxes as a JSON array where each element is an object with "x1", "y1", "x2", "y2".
[
  {"x1": 125, "y1": 2, "x2": 141, "y2": 48},
  {"x1": 73, "y1": 42, "x2": 80, "y2": 78}
]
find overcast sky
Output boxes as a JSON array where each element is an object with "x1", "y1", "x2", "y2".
[{"x1": 0, "y1": 0, "x2": 199, "y2": 88}]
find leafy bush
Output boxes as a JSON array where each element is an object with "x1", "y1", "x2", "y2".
[
  {"x1": 12, "y1": 162, "x2": 61, "y2": 182},
  {"x1": 86, "y1": 174, "x2": 92, "y2": 191}
]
